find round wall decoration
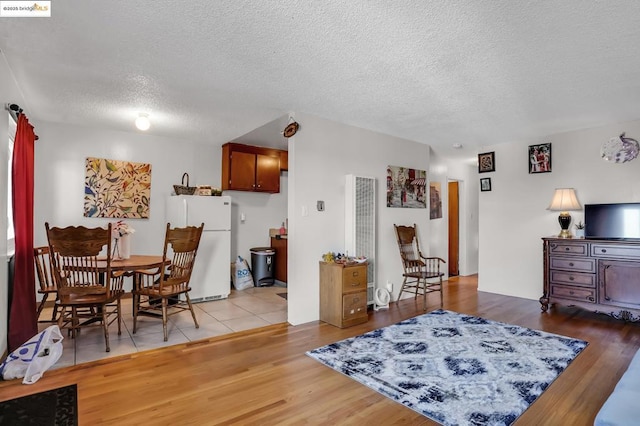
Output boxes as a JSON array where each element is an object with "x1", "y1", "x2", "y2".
[
  {"x1": 283, "y1": 121, "x2": 299, "y2": 138},
  {"x1": 601, "y1": 132, "x2": 639, "y2": 163}
]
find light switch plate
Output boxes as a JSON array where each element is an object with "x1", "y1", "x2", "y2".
[{"x1": 317, "y1": 200, "x2": 325, "y2": 211}]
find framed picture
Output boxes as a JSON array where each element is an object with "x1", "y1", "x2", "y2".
[
  {"x1": 528, "y1": 143, "x2": 552, "y2": 173},
  {"x1": 84, "y1": 157, "x2": 152, "y2": 218},
  {"x1": 478, "y1": 151, "x2": 495, "y2": 173},
  {"x1": 429, "y1": 182, "x2": 442, "y2": 219},
  {"x1": 480, "y1": 177, "x2": 491, "y2": 192},
  {"x1": 386, "y1": 165, "x2": 427, "y2": 208}
]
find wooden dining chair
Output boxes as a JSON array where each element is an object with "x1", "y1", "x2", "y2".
[
  {"x1": 394, "y1": 223, "x2": 446, "y2": 311},
  {"x1": 45, "y1": 222, "x2": 125, "y2": 352},
  {"x1": 132, "y1": 223, "x2": 204, "y2": 341},
  {"x1": 34, "y1": 246, "x2": 59, "y2": 322}
]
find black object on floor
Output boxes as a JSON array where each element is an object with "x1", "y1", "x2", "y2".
[
  {"x1": 276, "y1": 293, "x2": 287, "y2": 300},
  {"x1": 0, "y1": 384, "x2": 78, "y2": 426}
]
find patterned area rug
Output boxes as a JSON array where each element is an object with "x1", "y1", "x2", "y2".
[
  {"x1": 0, "y1": 384, "x2": 77, "y2": 425},
  {"x1": 307, "y1": 310, "x2": 587, "y2": 426}
]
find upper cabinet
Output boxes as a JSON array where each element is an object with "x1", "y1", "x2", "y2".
[{"x1": 221, "y1": 143, "x2": 286, "y2": 193}]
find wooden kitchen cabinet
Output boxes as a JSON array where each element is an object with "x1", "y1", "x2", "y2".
[
  {"x1": 221, "y1": 143, "x2": 282, "y2": 193},
  {"x1": 541, "y1": 237, "x2": 640, "y2": 321},
  {"x1": 270, "y1": 236, "x2": 287, "y2": 283},
  {"x1": 319, "y1": 261, "x2": 368, "y2": 328}
]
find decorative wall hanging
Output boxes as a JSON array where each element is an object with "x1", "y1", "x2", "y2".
[
  {"x1": 283, "y1": 121, "x2": 299, "y2": 138},
  {"x1": 601, "y1": 132, "x2": 639, "y2": 163},
  {"x1": 480, "y1": 177, "x2": 492, "y2": 192},
  {"x1": 478, "y1": 152, "x2": 495, "y2": 173},
  {"x1": 528, "y1": 143, "x2": 552, "y2": 174},
  {"x1": 84, "y1": 157, "x2": 152, "y2": 219},
  {"x1": 386, "y1": 165, "x2": 426, "y2": 208},
  {"x1": 430, "y1": 182, "x2": 442, "y2": 219}
]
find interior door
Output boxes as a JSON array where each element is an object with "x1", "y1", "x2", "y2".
[{"x1": 448, "y1": 181, "x2": 459, "y2": 276}]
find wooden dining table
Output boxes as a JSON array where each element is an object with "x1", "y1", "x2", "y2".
[
  {"x1": 106, "y1": 255, "x2": 167, "y2": 273},
  {"x1": 97, "y1": 254, "x2": 168, "y2": 311}
]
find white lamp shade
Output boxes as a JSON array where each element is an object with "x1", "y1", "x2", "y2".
[
  {"x1": 135, "y1": 113, "x2": 150, "y2": 131},
  {"x1": 548, "y1": 188, "x2": 582, "y2": 211}
]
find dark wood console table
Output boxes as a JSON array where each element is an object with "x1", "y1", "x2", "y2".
[{"x1": 541, "y1": 237, "x2": 640, "y2": 321}]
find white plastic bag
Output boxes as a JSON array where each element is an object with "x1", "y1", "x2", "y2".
[
  {"x1": 234, "y1": 256, "x2": 254, "y2": 290},
  {"x1": 0, "y1": 325, "x2": 64, "y2": 384}
]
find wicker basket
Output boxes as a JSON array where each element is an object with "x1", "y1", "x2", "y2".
[{"x1": 173, "y1": 173, "x2": 196, "y2": 195}]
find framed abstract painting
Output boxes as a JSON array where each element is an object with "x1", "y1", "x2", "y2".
[{"x1": 478, "y1": 152, "x2": 495, "y2": 173}]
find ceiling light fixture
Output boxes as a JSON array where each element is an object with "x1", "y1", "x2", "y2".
[
  {"x1": 135, "y1": 113, "x2": 150, "y2": 131},
  {"x1": 452, "y1": 143, "x2": 463, "y2": 149}
]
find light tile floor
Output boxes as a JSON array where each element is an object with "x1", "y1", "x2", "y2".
[{"x1": 38, "y1": 286, "x2": 288, "y2": 369}]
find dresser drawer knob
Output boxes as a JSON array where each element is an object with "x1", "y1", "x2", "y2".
[
  {"x1": 569, "y1": 291, "x2": 575, "y2": 295},
  {"x1": 605, "y1": 296, "x2": 611, "y2": 301},
  {"x1": 569, "y1": 276, "x2": 575, "y2": 281},
  {"x1": 601, "y1": 249, "x2": 607, "y2": 253},
  {"x1": 351, "y1": 282, "x2": 359, "y2": 286},
  {"x1": 569, "y1": 262, "x2": 574, "y2": 267},
  {"x1": 352, "y1": 272, "x2": 359, "y2": 276},
  {"x1": 565, "y1": 247, "x2": 570, "y2": 251},
  {"x1": 588, "y1": 297, "x2": 595, "y2": 302}
]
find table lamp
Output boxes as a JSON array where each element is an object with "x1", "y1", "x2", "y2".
[{"x1": 548, "y1": 188, "x2": 582, "y2": 238}]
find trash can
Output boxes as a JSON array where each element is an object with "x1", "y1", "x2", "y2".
[{"x1": 250, "y1": 247, "x2": 275, "y2": 287}]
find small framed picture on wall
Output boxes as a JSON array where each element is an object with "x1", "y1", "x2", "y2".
[
  {"x1": 528, "y1": 143, "x2": 552, "y2": 173},
  {"x1": 480, "y1": 177, "x2": 491, "y2": 192},
  {"x1": 478, "y1": 152, "x2": 495, "y2": 173}
]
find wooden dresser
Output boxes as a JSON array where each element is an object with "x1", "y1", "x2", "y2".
[
  {"x1": 319, "y1": 261, "x2": 368, "y2": 328},
  {"x1": 541, "y1": 237, "x2": 640, "y2": 321}
]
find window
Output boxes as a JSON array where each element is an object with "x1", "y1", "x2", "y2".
[{"x1": 7, "y1": 114, "x2": 16, "y2": 255}]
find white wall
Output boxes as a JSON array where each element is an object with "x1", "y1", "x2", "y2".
[
  {"x1": 287, "y1": 113, "x2": 441, "y2": 325},
  {"x1": 227, "y1": 173, "x2": 288, "y2": 262},
  {"x1": 479, "y1": 118, "x2": 640, "y2": 300},
  {"x1": 33, "y1": 121, "x2": 287, "y2": 290},
  {"x1": 428, "y1": 149, "x2": 479, "y2": 277}
]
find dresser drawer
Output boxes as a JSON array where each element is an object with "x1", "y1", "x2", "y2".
[
  {"x1": 548, "y1": 241, "x2": 588, "y2": 256},
  {"x1": 549, "y1": 256, "x2": 596, "y2": 273},
  {"x1": 592, "y1": 244, "x2": 640, "y2": 259},
  {"x1": 341, "y1": 265, "x2": 367, "y2": 292},
  {"x1": 550, "y1": 284, "x2": 596, "y2": 303},
  {"x1": 549, "y1": 270, "x2": 596, "y2": 287},
  {"x1": 342, "y1": 291, "x2": 367, "y2": 320}
]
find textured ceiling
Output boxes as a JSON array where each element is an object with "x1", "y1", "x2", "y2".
[{"x1": 2, "y1": 1, "x2": 640, "y2": 159}]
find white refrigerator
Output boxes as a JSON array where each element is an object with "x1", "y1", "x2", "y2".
[{"x1": 165, "y1": 195, "x2": 232, "y2": 301}]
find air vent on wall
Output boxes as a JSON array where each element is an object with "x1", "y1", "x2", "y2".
[{"x1": 345, "y1": 174, "x2": 376, "y2": 305}]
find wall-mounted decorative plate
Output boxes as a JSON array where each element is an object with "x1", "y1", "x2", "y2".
[
  {"x1": 283, "y1": 122, "x2": 299, "y2": 138},
  {"x1": 601, "y1": 133, "x2": 639, "y2": 163}
]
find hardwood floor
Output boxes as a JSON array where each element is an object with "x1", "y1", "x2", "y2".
[{"x1": 2, "y1": 275, "x2": 639, "y2": 425}]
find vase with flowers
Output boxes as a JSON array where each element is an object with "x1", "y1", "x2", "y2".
[{"x1": 112, "y1": 220, "x2": 135, "y2": 259}]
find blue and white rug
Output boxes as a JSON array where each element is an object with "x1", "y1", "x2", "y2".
[{"x1": 306, "y1": 309, "x2": 587, "y2": 426}]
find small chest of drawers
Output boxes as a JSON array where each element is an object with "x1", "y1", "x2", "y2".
[{"x1": 319, "y1": 261, "x2": 368, "y2": 328}]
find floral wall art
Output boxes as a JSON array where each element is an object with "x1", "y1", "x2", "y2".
[
  {"x1": 84, "y1": 157, "x2": 152, "y2": 218},
  {"x1": 386, "y1": 165, "x2": 427, "y2": 208}
]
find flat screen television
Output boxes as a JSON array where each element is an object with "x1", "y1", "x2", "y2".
[{"x1": 584, "y1": 203, "x2": 640, "y2": 240}]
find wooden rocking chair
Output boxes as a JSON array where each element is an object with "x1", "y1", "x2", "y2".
[{"x1": 394, "y1": 223, "x2": 446, "y2": 311}]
